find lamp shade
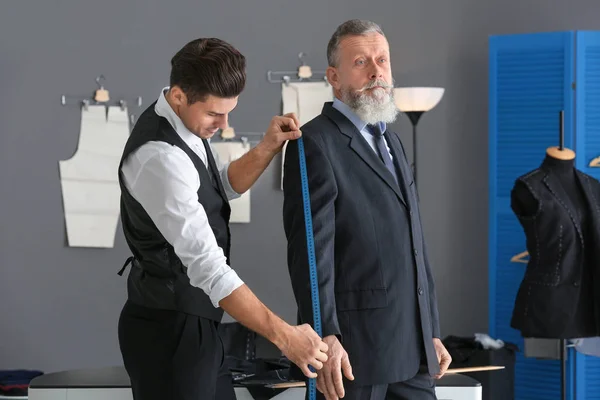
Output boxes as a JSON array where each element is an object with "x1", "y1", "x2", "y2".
[{"x1": 393, "y1": 87, "x2": 445, "y2": 112}]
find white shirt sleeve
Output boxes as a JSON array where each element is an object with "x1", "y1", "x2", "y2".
[
  {"x1": 210, "y1": 142, "x2": 243, "y2": 201},
  {"x1": 121, "y1": 141, "x2": 244, "y2": 307}
]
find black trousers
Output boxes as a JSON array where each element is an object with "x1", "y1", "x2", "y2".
[
  {"x1": 118, "y1": 300, "x2": 235, "y2": 400},
  {"x1": 312, "y1": 372, "x2": 437, "y2": 400}
]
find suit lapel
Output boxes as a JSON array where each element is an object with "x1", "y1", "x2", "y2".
[
  {"x1": 542, "y1": 172, "x2": 584, "y2": 244},
  {"x1": 322, "y1": 103, "x2": 407, "y2": 207}
]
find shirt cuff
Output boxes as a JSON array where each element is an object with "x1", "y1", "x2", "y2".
[
  {"x1": 208, "y1": 268, "x2": 245, "y2": 307},
  {"x1": 221, "y1": 162, "x2": 242, "y2": 201}
]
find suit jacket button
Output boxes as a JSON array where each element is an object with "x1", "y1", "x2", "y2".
[
  {"x1": 414, "y1": 249, "x2": 418, "y2": 256},
  {"x1": 418, "y1": 287, "x2": 424, "y2": 295},
  {"x1": 573, "y1": 281, "x2": 580, "y2": 287}
]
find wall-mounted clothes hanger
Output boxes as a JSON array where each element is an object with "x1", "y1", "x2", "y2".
[
  {"x1": 267, "y1": 52, "x2": 329, "y2": 86},
  {"x1": 589, "y1": 156, "x2": 600, "y2": 167},
  {"x1": 546, "y1": 110, "x2": 575, "y2": 160},
  {"x1": 61, "y1": 75, "x2": 142, "y2": 111},
  {"x1": 61, "y1": 75, "x2": 143, "y2": 125},
  {"x1": 214, "y1": 126, "x2": 264, "y2": 145},
  {"x1": 510, "y1": 250, "x2": 529, "y2": 264},
  {"x1": 220, "y1": 127, "x2": 236, "y2": 140}
]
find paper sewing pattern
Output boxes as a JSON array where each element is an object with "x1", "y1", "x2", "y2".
[
  {"x1": 59, "y1": 105, "x2": 130, "y2": 248},
  {"x1": 280, "y1": 82, "x2": 333, "y2": 189},
  {"x1": 211, "y1": 141, "x2": 251, "y2": 223}
]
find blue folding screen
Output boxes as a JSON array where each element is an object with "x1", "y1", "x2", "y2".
[{"x1": 489, "y1": 30, "x2": 600, "y2": 399}]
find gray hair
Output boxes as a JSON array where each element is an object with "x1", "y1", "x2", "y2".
[{"x1": 327, "y1": 19, "x2": 385, "y2": 67}]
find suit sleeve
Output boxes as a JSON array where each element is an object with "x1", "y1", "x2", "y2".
[
  {"x1": 282, "y1": 134, "x2": 340, "y2": 338},
  {"x1": 423, "y1": 239, "x2": 441, "y2": 338}
]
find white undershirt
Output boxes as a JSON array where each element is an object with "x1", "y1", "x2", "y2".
[{"x1": 120, "y1": 87, "x2": 244, "y2": 308}]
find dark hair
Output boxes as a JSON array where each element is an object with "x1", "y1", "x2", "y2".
[
  {"x1": 170, "y1": 38, "x2": 246, "y2": 104},
  {"x1": 327, "y1": 19, "x2": 385, "y2": 67}
]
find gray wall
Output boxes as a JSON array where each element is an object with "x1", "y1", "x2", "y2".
[{"x1": 2, "y1": 0, "x2": 599, "y2": 373}]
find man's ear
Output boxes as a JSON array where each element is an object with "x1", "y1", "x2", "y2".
[
  {"x1": 169, "y1": 86, "x2": 188, "y2": 106},
  {"x1": 326, "y1": 66, "x2": 341, "y2": 90}
]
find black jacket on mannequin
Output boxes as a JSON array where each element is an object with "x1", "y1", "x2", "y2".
[{"x1": 510, "y1": 155, "x2": 600, "y2": 339}]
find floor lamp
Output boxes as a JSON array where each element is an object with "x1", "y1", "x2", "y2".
[{"x1": 394, "y1": 87, "x2": 445, "y2": 186}]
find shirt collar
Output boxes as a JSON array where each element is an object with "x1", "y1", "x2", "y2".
[
  {"x1": 332, "y1": 97, "x2": 387, "y2": 133},
  {"x1": 154, "y1": 87, "x2": 206, "y2": 150}
]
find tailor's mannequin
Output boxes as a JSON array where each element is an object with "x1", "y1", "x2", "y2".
[{"x1": 510, "y1": 145, "x2": 598, "y2": 338}]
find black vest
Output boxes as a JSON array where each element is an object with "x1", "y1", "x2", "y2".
[
  {"x1": 510, "y1": 156, "x2": 600, "y2": 338},
  {"x1": 117, "y1": 102, "x2": 231, "y2": 321}
]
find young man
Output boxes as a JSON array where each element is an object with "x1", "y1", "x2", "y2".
[
  {"x1": 283, "y1": 20, "x2": 451, "y2": 400},
  {"x1": 117, "y1": 37, "x2": 328, "y2": 400}
]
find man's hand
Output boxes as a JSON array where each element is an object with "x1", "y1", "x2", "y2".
[
  {"x1": 257, "y1": 112, "x2": 302, "y2": 157},
  {"x1": 316, "y1": 335, "x2": 354, "y2": 400},
  {"x1": 218, "y1": 285, "x2": 327, "y2": 379},
  {"x1": 276, "y1": 324, "x2": 329, "y2": 379},
  {"x1": 433, "y1": 338, "x2": 452, "y2": 379},
  {"x1": 227, "y1": 112, "x2": 302, "y2": 194}
]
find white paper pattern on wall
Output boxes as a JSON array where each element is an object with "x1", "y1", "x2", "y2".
[
  {"x1": 280, "y1": 82, "x2": 333, "y2": 189},
  {"x1": 59, "y1": 105, "x2": 130, "y2": 248},
  {"x1": 211, "y1": 141, "x2": 251, "y2": 223}
]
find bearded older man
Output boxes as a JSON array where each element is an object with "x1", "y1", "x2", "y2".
[{"x1": 282, "y1": 19, "x2": 451, "y2": 400}]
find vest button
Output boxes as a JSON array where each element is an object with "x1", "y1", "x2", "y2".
[
  {"x1": 418, "y1": 287, "x2": 424, "y2": 295},
  {"x1": 414, "y1": 249, "x2": 418, "y2": 257},
  {"x1": 573, "y1": 281, "x2": 580, "y2": 287}
]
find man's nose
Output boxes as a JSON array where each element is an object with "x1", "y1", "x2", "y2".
[
  {"x1": 369, "y1": 62, "x2": 384, "y2": 80},
  {"x1": 217, "y1": 115, "x2": 229, "y2": 130}
]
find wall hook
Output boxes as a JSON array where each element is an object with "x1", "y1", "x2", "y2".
[
  {"x1": 298, "y1": 52, "x2": 307, "y2": 66},
  {"x1": 95, "y1": 75, "x2": 106, "y2": 89}
]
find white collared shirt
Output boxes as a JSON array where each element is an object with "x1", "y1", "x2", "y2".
[{"x1": 120, "y1": 87, "x2": 244, "y2": 308}]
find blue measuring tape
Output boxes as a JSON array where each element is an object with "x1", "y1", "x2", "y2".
[{"x1": 297, "y1": 137, "x2": 322, "y2": 400}]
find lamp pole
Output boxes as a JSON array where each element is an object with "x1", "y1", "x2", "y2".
[
  {"x1": 393, "y1": 87, "x2": 445, "y2": 189},
  {"x1": 404, "y1": 111, "x2": 424, "y2": 186}
]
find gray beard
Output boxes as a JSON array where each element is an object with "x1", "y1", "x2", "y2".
[{"x1": 340, "y1": 86, "x2": 399, "y2": 125}]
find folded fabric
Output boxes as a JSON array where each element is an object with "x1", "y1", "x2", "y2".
[
  {"x1": 442, "y1": 334, "x2": 518, "y2": 364},
  {"x1": 0, "y1": 369, "x2": 43, "y2": 383},
  {"x1": 0, "y1": 383, "x2": 29, "y2": 396},
  {"x1": 0, "y1": 369, "x2": 43, "y2": 396},
  {"x1": 474, "y1": 333, "x2": 505, "y2": 350}
]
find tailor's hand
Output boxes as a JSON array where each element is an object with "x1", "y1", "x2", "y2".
[
  {"x1": 258, "y1": 113, "x2": 302, "y2": 156},
  {"x1": 316, "y1": 335, "x2": 354, "y2": 400},
  {"x1": 278, "y1": 324, "x2": 329, "y2": 378},
  {"x1": 433, "y1": 338, "x2": 452, "y2": 379}
]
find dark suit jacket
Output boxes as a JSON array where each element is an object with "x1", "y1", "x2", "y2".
[
  {"x1": 282, "y1": 103, "x2": 441, "y2": 385},
  {"x1": 510, "y1": 158, "x2": 600, "y2": 339}
]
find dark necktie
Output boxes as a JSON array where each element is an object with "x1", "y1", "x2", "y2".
[{"x1": 366, "y1": 124, "x2": 399, "y2": 185}]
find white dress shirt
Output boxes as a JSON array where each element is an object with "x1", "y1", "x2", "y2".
[{"x1": 121, "y1": 87, "x2": 244, "y2": 308}]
